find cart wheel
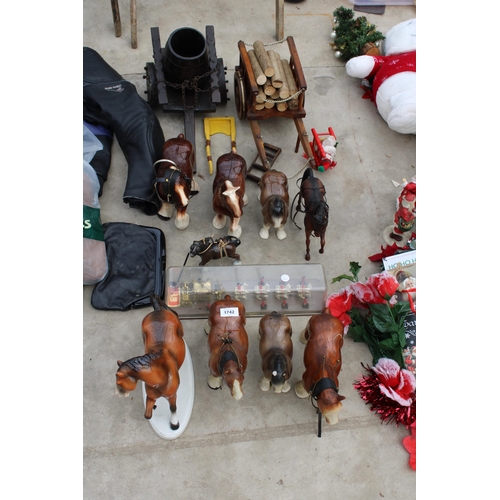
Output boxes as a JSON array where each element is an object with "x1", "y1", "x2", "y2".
[
  {"x1": 234, "y1": 69, "x2": 247, "y2": 120},
  {"x1": 144, "y1": 62, "x2": 159, "y2": 108}
]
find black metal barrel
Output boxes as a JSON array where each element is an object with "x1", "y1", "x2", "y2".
[{"x1": 163, "y1": 27, "x2": 210, "y2": 84}]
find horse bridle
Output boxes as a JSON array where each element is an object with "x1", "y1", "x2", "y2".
[{"x1": 153, "y1": 159, "x2": 195, "y2": 203}]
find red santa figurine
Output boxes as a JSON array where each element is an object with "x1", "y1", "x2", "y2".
[{"x1": 383, "y1": 179, "x2": 416, "y2": 247}]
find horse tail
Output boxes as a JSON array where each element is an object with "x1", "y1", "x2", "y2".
[{"x1": 149, "y1": 293, "x2": 179, "y2": 317}]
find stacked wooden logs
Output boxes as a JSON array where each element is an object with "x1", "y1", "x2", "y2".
[{"x1": 248, "y1": 41, "x2": 299, "y2": 112}]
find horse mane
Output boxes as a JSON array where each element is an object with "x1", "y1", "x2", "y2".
[{"x1": 119, "y1": 351, "x2": 163, "y2": 372}]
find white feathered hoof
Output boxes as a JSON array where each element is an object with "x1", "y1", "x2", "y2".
[
  {"x1": 259, "y1": 376, "x2": 271, "y2": 392},
  {"x1": 208, "y1": 374, "x2": 222, "y2": 390},
  {"x1": 276, "y1": 228, "x2": 287, "y2": 240},
  {"x1": 294, "y1": 380, "x2": 308, "y2": 399},
  {"x1": 259, "y1": 227, "x2": 270, "y2": 240},
  {"x1": 228, "y1": 225, "x2": 242, "y2": 238},
  {"x1": 175, "y1": 213, "x2": 189, "y2": 230},
  {"x1": 212, "y1": 214, "x2": 227, "y2": 230}
]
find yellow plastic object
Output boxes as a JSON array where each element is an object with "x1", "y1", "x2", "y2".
[{"x1": 203, "y1": 117, "x2": 237, "y2": 175}]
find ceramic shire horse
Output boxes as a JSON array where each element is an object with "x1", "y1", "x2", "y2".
[
  {"x1": 153, "y1": 134, "x2": 199, "y2": 230},
  {"x1": 291, "y1": 167, "x2": 329, "y2": 261},
  {"x1": 258, "y1": 170, "x2": 290, "y2": 240},
  {"x1": 189, "y1": 235, "x2": 241, "y2": 266},
  {"x1": 205, "y1": 294, "x2": 248, "y2": 399},
  {"x1": 258, "y1": 311, "x2": 293, "y2": 393},
  {"x1": 115, "y1": 294, "x2": 186, "y2": 430},
  {"x1": 212, "y1": 151, "x2": 248, "y2": 238},
  {"x1": 294, "y1": 307, "x2": 346, "y2": 429}
]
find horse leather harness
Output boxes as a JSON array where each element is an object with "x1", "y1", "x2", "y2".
[
  {"x1": 153, "y1": 159, "x2": 195, "y2": 203},
  {"x1": 217, "y1": 331, "x2": 243, "y2": 374}
]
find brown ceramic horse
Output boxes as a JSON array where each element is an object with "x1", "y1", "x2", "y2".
[
  {"x1": 205, "y1": 294, "x2": 249, "y2": 399},
  {"x1": 212, "y1": 151, "x2": 248, "y2": 238},
  {"x1": 189, "y1": 235, "x2": 241, "y2": 266},
  {"x1": 258, "y1": 311, "x2": 293, "y2": 393},
  {"x1": 291, "y1": 167, "x2": 329, "y2": 261},
  {"x1": 294, "y1": 307, "x2": 346, "y2": 426},
  {"x1": 258, "y1": 170, "x2": 290, "y2": 240},
  {"x1": 153, "y1": 134, "x2": 199, "y2": 230},
  {"x1": 115, "y1": 294, "x2": 186, "y2": 430}
]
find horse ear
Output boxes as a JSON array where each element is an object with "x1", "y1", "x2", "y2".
[{"x1": 117, "y1": 360, "x2": 123, "y2": 367}]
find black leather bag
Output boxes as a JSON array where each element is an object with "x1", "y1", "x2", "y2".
[{"x1": 91, "y1": 223, "x2": 166, "y2": 311}]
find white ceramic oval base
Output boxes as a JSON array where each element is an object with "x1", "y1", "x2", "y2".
[{"x1": 141, "y1": 340, "x2": 195, "y2": 439}]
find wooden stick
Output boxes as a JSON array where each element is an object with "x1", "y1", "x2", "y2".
[
  {"x1": 276, "y1": 101, "x2": 288, "y2": 112},
  {"x1": 248, "y1": 50, "x2": 267, "y2": 86},
  {"x1": 282, "y1": 58, "x2": 298, "y2": 110},
  {"x1": 256, "y1": 89, "x2": 267, "y2": 104},
  {"x1": 253, "y1": 41, "x2": 275, "y2": 77},
  {"x1": 263, "y1": 78, "x2": 275, "y2": 96},
  {"x1": 278, "y1": 59, "x2": 290, "y2": 99},
  {"x1": 268, "y1": 50, "x2": 283, "y2": 89}
]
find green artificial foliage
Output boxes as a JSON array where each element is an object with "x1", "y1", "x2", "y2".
[{"x1": 332, "y1": 6, "x2": 385, "y2": 61}]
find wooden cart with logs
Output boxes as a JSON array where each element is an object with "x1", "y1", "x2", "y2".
[{"x1": 234, "y1": 36, "x2": 314, "y2": 182}]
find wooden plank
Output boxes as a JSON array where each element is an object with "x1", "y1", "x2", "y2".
[
  {"x1": 150, "y1": 27, "x2": 168, "y2": 105},
  {"x1": 206, "y1": 25, "x2": 221, "y2": 103}
]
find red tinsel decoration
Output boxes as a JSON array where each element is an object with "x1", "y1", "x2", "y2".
[{"x1": 353, "y1": 363, "x2": 416, "y2": 428}]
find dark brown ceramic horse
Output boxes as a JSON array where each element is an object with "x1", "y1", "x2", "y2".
[
  {"x1": 294, "y1": 307, "x2": 346, "y2": 428},
  {"x1": 258, "y1": 311, "x2": 293, "y2": 393},
  {"x1": 212, "y1": 151, "x2": 248, "y2": 238},
  {"x1": 153, "y1": 134, "x2": 199, "y2": 230},
  {"x1": 291, "y1": 167, "x2": 329, "y2": 261},
  {"x1": 258, "y1": 170, "x2": 290, "y2": 240},
  {"x1": 115, "y1": 294, "x2": 186, "y2": 430},
  {"x1": 189, "y1": 236, "x2": 241, "y2": 266},
  {"x1": 205, "y1": 294, "x2": 249, "y2": 399}
]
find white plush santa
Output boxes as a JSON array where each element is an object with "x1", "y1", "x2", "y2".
[{"x1": 346, "y1": 18, "x2": 416, "y2": 135}]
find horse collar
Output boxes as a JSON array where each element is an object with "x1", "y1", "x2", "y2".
[
  {"x1": 218, "y1": 348, "x2": 239, "y2": 374},
  {"x1": 309, "y1": 377, "x2": 338, "y2": 400}
]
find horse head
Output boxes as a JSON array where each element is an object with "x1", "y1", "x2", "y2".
[
  {"x1": 219, "y1": 352, "x2": 245, "y2": 400},
  {"x1": 115, "y1": 353, "x2": 162, "y2": 397},
  {"x1": 154, "y1": 134, "x2": 199, "y2": 230},
  {"x1": 212, "y1": 152, "x2": 247, "y2": 237},
  {"x1": 115, "y1": 360, "x2": 138, "y2": 396}
]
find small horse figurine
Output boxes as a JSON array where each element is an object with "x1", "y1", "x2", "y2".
[
  {"x1": 115, "y1": 294, "x2": 186, "y2": 430},
  {"x1": 294, "y1": 307, "x2": 346, "y2": 433},
  {"x1": 153, "y1": 134, "x2": 199, "y2": 230},
  {"x1": 258, "y1": 311, "x2": 293, "y2": 393},
  {"x1": 212, "y1": 151, "x2": 248, "y2": 238},
  {"x1": 258, "y1": 170, "x2": 290, "y2": 240},
  {"x1": 291, "y1": 167, "x2": 329, "y2": 261},
  {"x1": 205, "y1": 294, "x2": 249, "y2": 399},
  {"x1": 188, "y1": 235, "x2": 242, "y2": 266}
]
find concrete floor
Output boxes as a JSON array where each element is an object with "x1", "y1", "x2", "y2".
[{"x1": 83, "y1": 1, "x2": 417, "y2": 498}]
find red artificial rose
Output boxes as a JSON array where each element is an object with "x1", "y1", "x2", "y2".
[
  {"x1": 326, "y1": 288, "x2": 353, "y2": 332},
  {"x1": 350, "y1": 281, "x2": 387, "y2": 305},
  {"x1": 366, "y1": 271, "x2": 399, "y2": 300},
  {"x1": 372, "y1": 358, "x2": 416, "y2": 406}
]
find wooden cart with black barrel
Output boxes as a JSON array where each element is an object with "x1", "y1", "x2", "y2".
[{"x1": 233, "y1": 36, "x2": 314, "y2": 182}]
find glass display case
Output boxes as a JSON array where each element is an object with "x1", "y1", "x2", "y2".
[{"x1": 165, "y1": 264, "x2": 327, "y2": 319}]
